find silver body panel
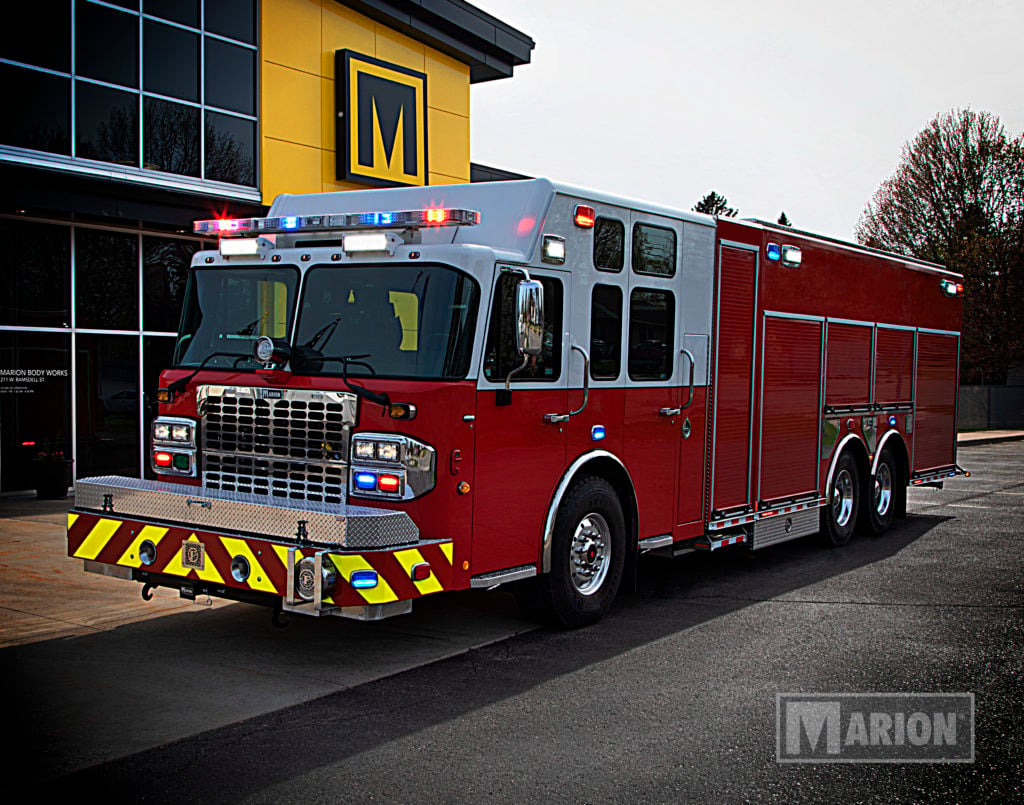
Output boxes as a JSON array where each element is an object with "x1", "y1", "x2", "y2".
[
  {"x1": 750, "y1": 508, "x2": 819, "y2": 550},
  {"x1": 74, "y1": 476, "x2": 419, "y2": 549}
]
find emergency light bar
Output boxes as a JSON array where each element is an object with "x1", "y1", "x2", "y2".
[{"x1": 194, "y1": 208, "x2": 481, "y2": 237}]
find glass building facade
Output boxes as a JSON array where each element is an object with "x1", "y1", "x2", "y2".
[{"x1": 0, "y1": 0, "x2": 532, "y2": 492}]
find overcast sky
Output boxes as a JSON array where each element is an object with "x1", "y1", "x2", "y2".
[{"x1": 469, "y1": 0, "x2": 1023, "y2": 240}]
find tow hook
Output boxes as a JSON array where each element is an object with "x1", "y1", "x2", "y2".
[{"x1": 141, "y1": 582, "x2": 157, "y2": 601}]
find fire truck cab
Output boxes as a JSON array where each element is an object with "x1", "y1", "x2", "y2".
[{"x1": 67, "y1": 179, "x2": 965, "y2": 627}]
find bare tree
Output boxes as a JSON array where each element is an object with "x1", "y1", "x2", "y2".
[
  {"x1": 693, "y1": 191, "x2": 738, "y2": 217},
  {"x1": 856, "y1": 109, "x2": 1024, "y2": 384}
]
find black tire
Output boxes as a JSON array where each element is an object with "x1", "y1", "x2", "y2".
[
  {"x1": 861, "y1": 447, "x2": 896, "y2": 536},
  {"x1": 538, "y1": 475, "x2": 625, "y2": 628},
  {"x1": 821, "y1": 452, "x2": 859, "y2": 547}
]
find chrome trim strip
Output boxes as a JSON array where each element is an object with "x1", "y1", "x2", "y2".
[
  {"x1": 470, "y1": 564, "x2": 537, "y2": 589},
  {"x1": 872, "y1": 429, "x2": 903, "y2": 475},
  {"x1": 917, "y1": 327, "x2": 962, "y2": 337},
  {"x1": 826, "y1": 317, "x2": 874, "y2": 328},
  {"x1": 541, "y1": 449, "x2": 635, "y2": 574},
  {"x1": 763, "y1": 310, "x2": 827, "y2": 322}
]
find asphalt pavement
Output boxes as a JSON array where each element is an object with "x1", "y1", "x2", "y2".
[{"x1": 1, "y1": 439, "x2": 1022, "y2": 803}]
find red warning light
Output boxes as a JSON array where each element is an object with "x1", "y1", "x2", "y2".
[
  {"x1": 377, "y1": 474, "x2": 401, "y2": 493},
  {"x1": 574, "y1": 205, "x2": 596, "y2": 228},
  {"x1": 425, "y1": 208, "x2": 449, "y2": 224},
  {"x1": 153, "y1": 451, "x2": 173, "y2": 468}
]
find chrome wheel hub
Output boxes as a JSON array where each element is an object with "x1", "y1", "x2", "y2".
[
  {"x1": 832, "y1": 468, "x2": 854, "y2": 527},
  {"x1": 874, "y1": 463, "x2": 892, "y2": 516},
  {"x1": 570, "y1": 513, "x2": 610, "y2": 596}
]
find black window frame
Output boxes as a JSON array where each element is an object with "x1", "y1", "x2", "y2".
[
  {"x1": 594, "y1": 216, "x2": 625, "y2": 273},
  {"x1": 631, "y1": 222, "x2": 677, "y2": 278}
]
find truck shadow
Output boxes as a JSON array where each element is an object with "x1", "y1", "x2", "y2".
[{"x1": 6, "y1": 513, "x2": 949, "y2": 793}]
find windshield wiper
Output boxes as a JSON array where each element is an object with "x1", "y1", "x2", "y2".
[
  {"x1": 316, "y1": 353, "x2": 390, "y2": 409},
  {"x1": 304, "y1": 315, "x2": 341, "y2": 350},
  {"x1": 164, "y1": 351, "x2": 252, "y2": 397}
]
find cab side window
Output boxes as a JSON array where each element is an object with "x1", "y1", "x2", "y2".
[
  {"x1": 628, "y1": 288, "x2": 674, "y2": 380},
  {"x1": 484, "y1": 272, "x2": 563, "y2": 382},
  {"x1": 590, "y1": 284, "x2": 622, "y2": 380}
]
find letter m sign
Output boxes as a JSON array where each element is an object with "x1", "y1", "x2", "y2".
[{"x1": 336, "y1": 50, "x2": 428, "y2": 187}]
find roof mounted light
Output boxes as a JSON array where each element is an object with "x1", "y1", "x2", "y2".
[
  {"x1": 940, "y1": 280, "x2": 964, "y2": 297},
  {"x1": 780, "y1": 245, "x2": 802, "y2": 267},
  {"x1": 194, "y1": 208, "x2": 481, "y2": 237}
]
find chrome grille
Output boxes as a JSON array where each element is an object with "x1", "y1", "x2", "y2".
[{"x1": 197, "y1": 385, "x2": 357, "y2": 504}]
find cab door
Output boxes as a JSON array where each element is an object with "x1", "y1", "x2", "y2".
[
  {"x1": 472, "y1": 266, "x2": 568, "y2": 576},
  {"x1": 623, "y1": 211, "x2": 682, "y2": 540}
]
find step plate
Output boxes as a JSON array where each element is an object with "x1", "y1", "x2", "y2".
[{"x1": 750, "y1": 507, "x2": 819, "y2": 550}]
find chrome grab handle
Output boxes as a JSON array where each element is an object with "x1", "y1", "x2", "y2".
[
  {"x1": 680, "y1": 348, "x2": 695, "y2": 410},
  {"x1": 659, "y1": 407, "x2": 681, "y2": 417},
  {"x1": 543, "y1": 344, "x2": 590, "y2": 424}
]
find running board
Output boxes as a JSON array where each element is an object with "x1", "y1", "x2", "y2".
[
  {"x1": 470, "y1": 564, "x2": 537, "y2": 589},
  {"x1": 695, "y1": 532, "x2": 747, "y2": 551},
  {"x1": 638, "y1": 534, "x2": 673, "y2": 552}
]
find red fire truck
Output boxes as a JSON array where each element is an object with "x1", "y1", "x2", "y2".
[{"x1": 67, "y1": 179, "x2": 966, "y2": 627}]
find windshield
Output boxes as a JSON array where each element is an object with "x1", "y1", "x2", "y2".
[
  {"x1": 173, "y1": 267, "x2": 300, "y2": 367},
  {"x1": 293, "y1": 264, "x2": 479, "y2": 379}
]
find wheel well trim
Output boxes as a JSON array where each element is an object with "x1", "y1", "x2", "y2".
[
  {"x1": 825, "y1": 433, "x2": 867, "y2": 494},
  {"x1": 541, "y1": 449, "x2": 636, "y2": 574},
  {"x1": 872, "y1": 429, "x2": 905, "y2": 475}
]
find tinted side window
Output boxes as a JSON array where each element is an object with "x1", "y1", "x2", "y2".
[
  {"x1": 632, "y1": 222, "x2": 676, "y2": 277},
  {"x1": 484, "y1": 273, "x2": 562, "y2": 383},
  {"x1": 628, "y1": 288, "x2": 674, "y2": 381},
  {"x1": 590, "y1": 284, "x2": 622, "y2": 380},
  {"x1": 594, "y1": 217, "x2": 624, "y2": 272}
]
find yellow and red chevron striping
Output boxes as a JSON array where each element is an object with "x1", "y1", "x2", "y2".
[{"x1": 67, "y1": 511, "x2": 454, "y2": 606}]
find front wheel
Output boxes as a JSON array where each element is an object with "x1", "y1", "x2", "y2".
[
  {"x1": 821, "y1": 452, "x2": 859, "y2": 547},
  {"x1": 539, "y1": 476, "x2": 625, "y2": 628}
]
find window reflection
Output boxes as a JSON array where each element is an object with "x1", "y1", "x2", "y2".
[
  {"x1": 76, "y1": 83, "x2": 139, "y2": 166},
  {"x1": 144, "y1": 99, "x2": 199, "y2": 176},
  {"x1": 3, "y1": 64, "x2": 70, "y2": 155},
  {"x1": 75, "y1": 228, "x2": 139, "y2": 330},
  {"x1": 75, "y1": 0, "x2": 138, "y2": 87},
  {"x1": 0, "y1": 219, "x2": 70, "y2": 328},
  {"x1": 205, "y1": 112, "x2": 255, "y2": 186},
  {"x1": 76, "y1": 334, "x2": 140, "y2": 478},
  {"x1": 143, "y1": 236, "x2": 197, "y2": 332}
]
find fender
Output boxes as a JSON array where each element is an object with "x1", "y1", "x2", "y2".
[
  {"x1": 541, "y1": 449, "x2": 636, "y2": 574},
  {"x1": 825, "y1": 432, "x2": 868, "y2": 494},
  {"x1": 872, "y1": 429, "x2": 904, "y2": 475}
]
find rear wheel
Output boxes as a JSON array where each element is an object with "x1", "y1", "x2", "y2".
[
  {"x1": 861, "y1": 447, "x2": 896, "y2": 536},
  {"x1": 821, "y1": 452, "x2": 859, "y2": 546},
  {"x1": 539, "y1": 476, "x2": 625, "y2": 628}
]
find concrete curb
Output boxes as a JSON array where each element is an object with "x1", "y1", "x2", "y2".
[{"x1": 957, "y1": 432, "x2": 1024, "y2": 446}]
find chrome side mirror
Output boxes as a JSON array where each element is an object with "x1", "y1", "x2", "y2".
[{"x1": 515, "y1": 279, "x2": 544, "y2": 357}]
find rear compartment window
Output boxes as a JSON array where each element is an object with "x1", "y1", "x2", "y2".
[
  {"x1": 628, "y1": 288, "x2": 674, "y2": 380},
  {"x1": 590, "y1": 284, "x2": 622, "y2": 380},
  {"x1": 594, "y1": 217, "x2": 625, "y2": 272}
]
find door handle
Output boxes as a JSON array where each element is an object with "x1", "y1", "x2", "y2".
[
  {"x1": 659, "y1": 407, "x2": 681, "y2": 417},
  {"x1": 543, "y1": 344, "x2": 590, "y2": 424}
]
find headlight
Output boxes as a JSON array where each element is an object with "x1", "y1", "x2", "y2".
[
  {"x1": 171, "y1": 424, "x2": 192, "y2": 442},
  {"x1": 153, "y1": 423, "x2": 171, "y2": 440},
  {"x1": 376, "y1": 442, "x2": 399, "y2": 461},
  {"x1": 354, "y1": 440, "x2": 376, "y2": 460}
]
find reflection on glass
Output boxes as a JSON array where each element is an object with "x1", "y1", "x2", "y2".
[
  {"x1": 205, "y1": 38, "x2": 255, "y2": 115},
  {"x1": 0, "y1": 0, "x2": 71, "y2": 72},
  {"x1": 205, "y1": 0, "x2": 256, "y2": 45},
  {"x1": 3, "y1": 64, "x2": 70, "y2": 155},
  {"x1": 0, "y1": 219, "x2": 70, "y2": 328},
  {"x1": 143, "y1": 236, "x2": 197, "y2": 332},
  {"x1": 75, "y1": 0, "x2": 138, "y2": 87},
  {"x1": 175, "y1": 267, "x2": 299, "y2": 368},
  {"x1": 0, "y1": 331, "x2": 71, "y2": 492},
  {"x1": 632, "y1": 223, "x2": 677, "y2": 277},
  {"x1": 144, "y1": 0, "x2": 199, "y2": 28},
  {"x1": 484, "y1": 273, "x2": 562, "y2": 383},
  {"x1": 75, "y1": 228, "x2": 139, "y2": 330},
  {"x1": 144, "y1": 20, "x2": 199, "y2": 102},
  {"x1": 590, "y1": 284, "x2": 622, "y2": 380},
  {"x1": 144, "y1": 98, "x2": 199, "y2": 176},
  {"x1": 295, "y1": 265, "x2": 480, "y2": 379},
  {"x1": 76, "y1": 82, "x2": 139, "y2": 166},
  {"x1": 628, "y1": 288, "x2": 674, "y2": 380},
  {"x1": 594, "y1": 217, "x2": 625, "y2": 272},
  {"x1": 204, "y1": 111, "x2": 255, "y2": 186},
  {"x1": 76, "y1": 334, "x2": 140, "y2": 478}
]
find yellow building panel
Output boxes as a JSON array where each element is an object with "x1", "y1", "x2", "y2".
[
  {"x1": 320, "y1": 77, "x2": 336, "y2": 151},
  {"x1": 262, "y1": 138, "x2": 322, "y2": 204},
  {"x1": 425, "y1": 50, "x2": 470, "y2": 117},
  {"x1": 427, "y1": 108, "x2": 470, "y2": 181},
  {"x1": 429, "y1": 172, "x2": 469, "y2": 186},
  {"x1": 320, "y1": 149, "x2": 371, "y2": 192},
  {"x1": 321, "y1": 2, "x2": 375, "y2": 77},
  {"x1": 374, "y1": 24, "x2": 425, "y2": 73},
  {"x1": 263, "y1": 62, "x2": 322, "y2": 148},
  {"x1": 262, "y1": 0, "x2": 322, "y2": 76}
]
